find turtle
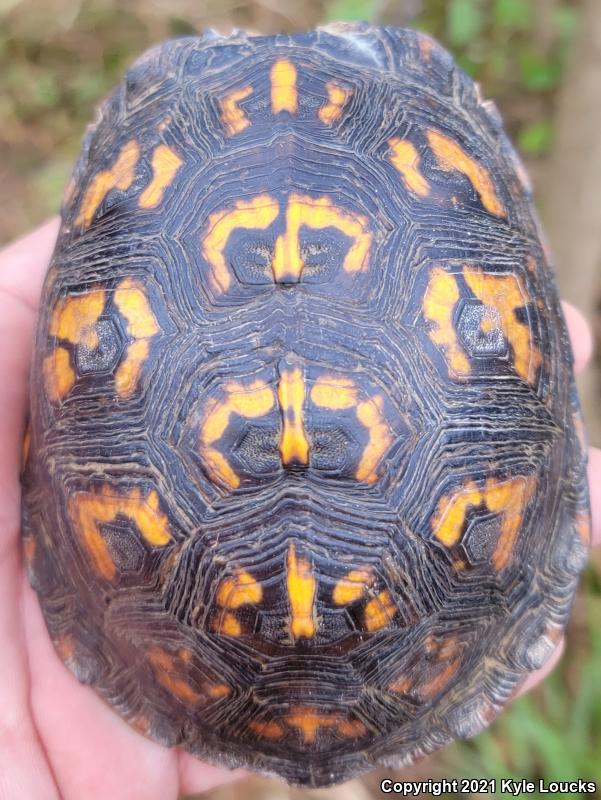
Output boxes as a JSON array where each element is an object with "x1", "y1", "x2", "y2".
[{"x1": 21, "y1": 22, "x2": 591, "y2": 788}]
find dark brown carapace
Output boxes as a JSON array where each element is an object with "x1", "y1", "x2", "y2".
[{"x1": 22, "y1": 23, "x2": 590, "y2": 787}]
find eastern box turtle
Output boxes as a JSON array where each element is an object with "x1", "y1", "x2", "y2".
[{"x1": 22, "y1": 23, "x2": 591, "y2": 788}]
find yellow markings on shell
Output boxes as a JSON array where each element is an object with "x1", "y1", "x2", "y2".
[
  {"x1": 54, "y1": 633, "x2": 76, "y2": 663},
  {"x1": 285, "y1": 708, "x2": 366, "y2": 743},
  {"x1": 199, "y1": 379, "x2": 275, "y2": 489},
  {"x1": 22, "y1": 535, "x2": 36, "y2": 568},
  {"x1": 272, "y1": 194, "x2": 372, "y2": 281},
  {"x1": 213, "y1": 567, "x2": 262, "y2": 637},
  {"x1": 220, "y1": 85, "x2": 253, "y2": 136},
  {"x1": 287, "y1": 543, "x2": 316, "y2": 640},
  {"x1": 287, "y1": 707, "x2": 338, "y2": 743},
  {"x1": 332, "y1": 568, "x2": 373, "y2": 605},
  {"x1": 114, "y1": 278, "x2": 160, "y2": 339},
  {"x1": 113, "y1": 278, "x2": 160, "y2": 398},
  {"x1": 356, "y1": 394, "x2": 393, "y2": 484},
  {"x1": 388, "y1": 138, "x2": 431, "y2": 198},
  {"x1": 215, "y1": 611, "x2": 242, "y2": 637},
  {"x1": 202, "y1": 195, "x2": 280, "y2": 293},
  {"x1": 45, "y1": 291, "x2": 105, "y2": 400},
  {"x1": 310, "y1": 374, "x2": 357, "y2": 410},
  {"x1": 364, "y1": 589, "x2": 397, "y2": 632},
  {"x1": 249, "y1": 719, "x2": 285, "y2": 739},
  {"x1": 427, "y1": 129, "x2": 506, "y2": 218},
  {"x1": 43, "y1": 346, "x2": 76, "y2": 402},
  {"x1": 432, "y1": 475, "x2": 536, "y2": 571},
  {"x1": 389, "y1": 673, "x2": 412, "y2": 694},
  {"x1": 311, "y1": 374, "x2": 392, "y2": 484},
  {"x1": 462, "y1": 266, "x2": 542, "y2": 385},
  {"x1": 21, "y1": 422, "x2": 31, "y2": 472},
  {"x1": 423, "y1": 266, "x2": 471, "y2": 378},
  {"x1": 271, "y1": 58, "x2": 297, "y2": 114},
  {"x1": 69, "y1": 485, "x2": 172, "y2": 581},
  {"x1": 50, "y1": 290, "x2": 106, "y2": 349},
  {"x1": 278, "y1": 366, "x2": 309, "y2": 465},
  {"x1": 318, "y1": 82, "x2": 351, "y2": 125},
  {"x1": 207, "y1": 683, "x2": 232, "y2": 699},
  {"x1": 138, "y1": 145, "x2": 183, "y2": 209},
  {"x1": 216, "y1": 569, "x2": 263, "y2": 609},
  {"x1": 75, "y1": 139, "x2": 139, "y2": 228},
  {"x1": 147, "y1": 646, "x2": 201, "y2": 705},
  {"x1": 419, "y1": 657, "x2": 461, "y2": 700}
]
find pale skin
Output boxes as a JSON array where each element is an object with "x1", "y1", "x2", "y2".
[{"x1": 0, "y1": 218, "x2": 599, "y2": 800}]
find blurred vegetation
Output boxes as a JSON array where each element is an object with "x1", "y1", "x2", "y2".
[{"x1": 1, "y1": 0, "x2": 599, "y2": 796}]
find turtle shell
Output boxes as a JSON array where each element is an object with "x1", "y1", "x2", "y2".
[{"x1": 22, "y1": 23, "x2": 591, "y2": 788}]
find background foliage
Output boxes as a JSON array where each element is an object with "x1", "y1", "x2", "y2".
[{"x1": 1, "y1": 1, "x2": 598, "y2": 797}]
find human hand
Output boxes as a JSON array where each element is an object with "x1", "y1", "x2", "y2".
[
  {"x1": 0, "y1": 219, "x2": 246, "y2": 799},
  {"x1": 0, "y1": 220, "x2": 598, "y2": 797}
]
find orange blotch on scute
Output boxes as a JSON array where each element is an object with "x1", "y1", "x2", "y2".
[
  {"x1": 310, "y1": 374, "x2": 393, "y2": 484},
  {"x1": 220, "y1": 86, "x2": 253, "y2": 136},
  {"x1": 364, "y1": 590, "x2": 397, "y2": 632},
  {"x1": 286, "y1": 708, "x2": 366, "y2": 744},
  {"x1": 426, "y1": 129, "x2": 506, "y2": 218},
  {"x1": 432, "y1": 475, "x2": 536, "y2": 570},
  {"x1": 271, "y1": 59, "x2": 297, "y2": 114},
  {"x1": 271, "y1": 194, "x2": 372, "y2": 282},
  {"x1": 278, "y1": 366, "x2": 310, "y2": 465},
  {"x1": 69, "y1": 485, "x2": 172, "y2": 580},
  {"x1": 213, "y1": 568, "x2": 262, "y2": 637},
  {"x1": 43, "y1": 346, "x2": 75, "y2": 402},
  {"x1": 113, "y1": 278, "x2": 160, "y2": 398},
  {"x1": 50, "y1": 290, "x2": 106, "y2": 350},
  {"x1": 332, "y1": 568, "x2": 373, "y2": 605},
  {"x1": 388, "y1": 137, "x2": 431, "y2": 198},
  {"x1": 356, "y1": 394, "x2": 393, "y2": 484},
  {"x1": 138, "y1": 145, "x2": 183, "y2": 209},
  {"x1": 423, "y1": 266, "x2": 471, "y2": 378},
  {"x1": 75, "y1": 139, "x2": 139, "y2": 228},
  {"x1": 147, "y1": 647, "x2": 201, "y2": 705},
  {"x1": 462, "y1": 266, "x2": 542, "y2": 385},
  {"x1": 287, "y1": 543, "x2": 317, "y2": 640},
  {"x1": 201, "y1": 195, "x2": 280, "y2": 294},
  {"x1": 249, "y1": 719, "x2": 284, "y2": 740},
  {"x1": 216, "y1": 569, "x2": 263, "y2": 610},
  {"x1": 199, "y1": 379, "x2": 275, "y2": 489},
  {"x1": 318, "y1": 82, "x2": 351, "y2": 125}
]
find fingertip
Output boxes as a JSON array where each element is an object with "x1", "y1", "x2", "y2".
[
  {"x1": 177, "y1": 750, "x2": 248, "y2": 795},
  {"x1": 561, "y1": 301, "x2": 594, "y2": 375},
  {"x1": 515, "y1": 637, "x2": 565, "y2": 698}
]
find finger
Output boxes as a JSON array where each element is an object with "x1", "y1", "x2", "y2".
[
  {"x1": 178, "y1": 751, "x2": 247, "y2": 795},
  {"x1": 515, "y1": 637, "x2": 565, "y2": 698},
  {"x1": 0, "y1": 223, "x2": 63, "y2": 798},
  {"x1": 23, "y1": 579, "x2": 180, "y2": 800},
  {"x1": 561, "y1": 301, "x2": 593, "y2": 376},
  {"x1": 589, "y1": 446, "x2": 601, "y2": 548},
  {"x1": 0, "y1": 218, "x2": 59, "y2": 312}
]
